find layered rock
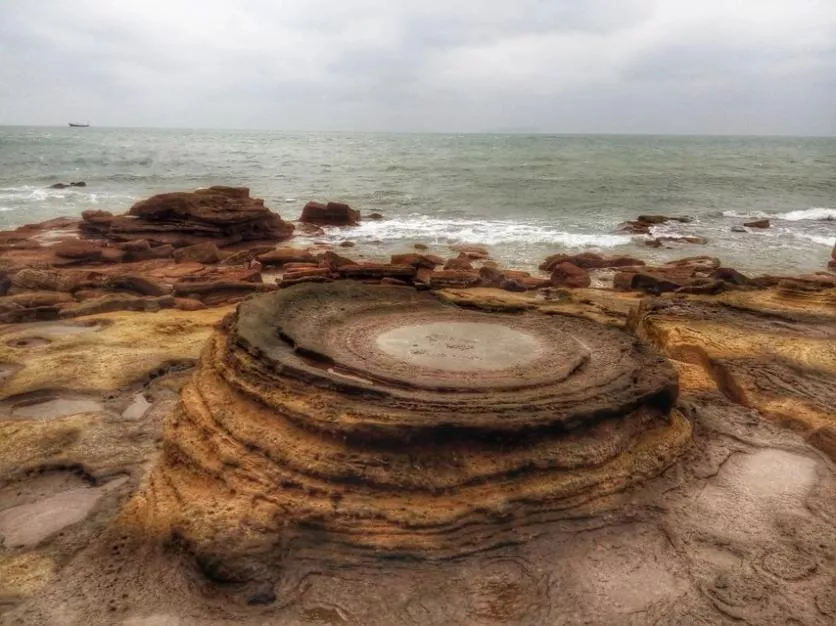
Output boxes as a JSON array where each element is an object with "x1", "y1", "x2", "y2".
[
  {"x1": 299, "y1": 201, "x2": 360, "y2": 226},
  {"x1": 134, "y1": 282, "x2": 688, "y2": 583},
  {"x1": 80, "y1": 186, "x2": 294, "y2": 248}
]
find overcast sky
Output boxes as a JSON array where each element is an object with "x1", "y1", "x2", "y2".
[{"x1": 1, "y1": 0, "x2": 834, "y2": 134}]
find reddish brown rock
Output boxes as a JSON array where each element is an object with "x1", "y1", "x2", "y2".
[
  {"x1": 81, "y1": 186, "x2": 294, "y2": 247},
  {"x1": 444, "y1": 253, "x2": 474, "y2": 271},
  {"x1": 632, "y1": 273, "x2": 683, "y2": 295},
  {"x1": 172, "y1": 242, "x2": 221, "y2": 264},
  {"x1": 428, "y1": 270, "x2": 481, "y2": 289},
  {"x1": 318, "y1": 251, "x2": 358, "y2": 270},
  {"x1": 711, "y1": 267, "x2": 752, "y2": 286},
  {"x1": 257, "y1": 248, "x2": 316, "y2": 267},
  {"x1": 744, "y1": 219, "x2": 770, "y2": 229},
  {"x1": 540, "y1": 253, "x2": 643, "y2": 272},
  {"x1": 174, "y1": 298, "x2": 208, "y2": 311},
  {"x1": 390, "y1": 253, "x2": 444, "y2": 269},
  {"x1": 500, "y1": 278, "x2": 527, "y2": 292},
  {"x1": 413, "y1": 243, "x2": 429, "y2": 251},
  {"x1": 663, "y1": 256, "x2": 721, "y2": 272},
  {"x1": 52, "y1": 240, "x2": 104, "y2": 261},
  {"x1": 478, "y1": 266, "x2": 503, "y2": 287},
  {"x1": 550, "y1": 262, "x2": 591, "y2": 288},
  {"x1": 337, "y1": 264, "x2": 416, "y2": 281},
  {"x1": 339, "y1": 241, "x2": 356, "y2": 248},
  {"x1": 59, "y1": 294, "x2": 176, "y2": 318},
  {"x1": 299, "y1": 201, "x2": 360, "y2": 227}
]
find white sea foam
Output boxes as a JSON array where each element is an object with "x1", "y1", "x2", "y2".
[
  {"x1": 325, "y1": 216, "x2": 633, "y2": 248},
  {"x1": 793, "y1": 232, "x2": 836, "y2": 247},
  {"x1": 722, "y1": 207, "x2": 836, "y2": 221}
]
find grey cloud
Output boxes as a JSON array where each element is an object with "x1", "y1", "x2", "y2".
[{"x1": 0, "y1": 0, "x2": 834, "y2": 134}]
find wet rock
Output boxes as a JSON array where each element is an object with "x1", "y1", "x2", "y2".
[
  {"x1": 82, "y1": 186, "x2": 294, "y2": 246},
  {"x1": 391, "y1": 253, "x2": 443, "y2": 269},
  {"x1": 664, "y1": 256, "x2": 721, "y2": 272},
  {"x1": 540, "y1": 253, "x2": 644, "y2": 272},
  {"x1": 550, "y1": 262, "x2": 591, "y2": 288},
  {"x1": 676, "y1": 278, "x2": 727, "y2": 295},
  {"x1": 731, "y1": 226, "x2": 748, "y2": 233},
  {"x1": 500, "y1": 278, "x2": 527, "y2": 292},
  {"x1": 218, "y1": 246, "x2": 276, "y2": 266},
  {"x1": 428, "y1": 270, "x2": 481, "y2": 289},
  {"x1": 413, "y1": 243, "x2": 429, "y2": 251},
  {"x1": 339, "y1": 241, "x2": 356, "y2": 248},
  {"x1": 744, "y1": 219, "x2": 770, "y2": 229},
  {"x1": 318, "y1": 251, "x2": 358, "y2": 270},
  {"x1": 367, "y1": 212, "x2": 384, "y2": 220},
  {"x1": 172, "y1": 242, "x2": 221, "y2": 264},
  {"x1": 103, "y1": 275, "x2": 172, "y2": 297},
  {"x1": 338, "y1": 264, "x2": 416, "y2": 281},
  {"x1": 257, "y1": 248, "x2": 316, "y2": 267},
  {"x1": 478, "y1": 266, "x2": 504, "y2": 287},
  {"x1": 299, "y1": 201, "x2": 360, "y2": 226},
  {"x1": 711, "y1": 267, "x2": 752, "y2": 286},
  {"x1": 12, "y1": 268, "x2": 98, "y2": 293},
  {"x1": 632, "y1": 272, "x2": 683, "y2": 295},
  {"x1": 174, "y1": 298, "x2": 207, "y2": 311},
  {"x1": 444, "y1": 253, "x2": 475, "y2": 271}
]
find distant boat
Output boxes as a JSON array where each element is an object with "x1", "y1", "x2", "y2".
[{"x1": 68, "y1": 122, "x2": 90, "y2": 128}]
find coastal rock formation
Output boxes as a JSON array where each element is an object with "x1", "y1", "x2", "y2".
[
  {"x1": 127, "y1": 282, "x2": 686, "y2": 583},
  {"x1": 744, "y1": 219, "x2": 771, "y2": 229},
  {"x1": 80, "y1": 186, "x2": 294, "y2": 248},
  {"x1": 299, "y1": 201, "x2": 360, "y2": 226}
]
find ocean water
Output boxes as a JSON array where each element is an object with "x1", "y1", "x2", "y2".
[{"x1": 1, "y1": 126, "x2": 834, "y2": 275}]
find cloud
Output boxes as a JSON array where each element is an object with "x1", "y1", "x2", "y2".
[{"x1": 0, "y1": 0, "x2": 834, "y2": 134}]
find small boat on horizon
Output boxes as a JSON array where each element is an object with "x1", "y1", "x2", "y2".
[{"x1": 68, "y1": 122, "x2": 90, "y2": 128}]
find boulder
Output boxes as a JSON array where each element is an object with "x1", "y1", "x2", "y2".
[
  {"x1": 632, "y1": 273, "x2": 683, "y2": 295},
  {"x1": 500, "y1": 278, "x2": 527, "y2": 293},
  {"x1": 339, "y1": 241, "x2": 356, "y2": 248},
  {"x1": 337, "y1": 264, "x2": 416, "y2": 281},
  {"x1": 428, "y1": 270, "x2": 481, "y2": 289},
  {"x1": 318, "y1": 251, "x2": 358, "y2": 270},
  {"x1": 451, "y1": 245, "x2": 490, "y2": 260},
  {"x1": 391, "y1": 253, "x2": 443, "y2": 269},
  {"x1": 444, "y1": 253, "x2": 474, "y2": 271},
  {"x1": 540, "y1": 253, "x2": 644, "y2": 272},
  {"x1": 299, "y1": 201, "x2": 360, "y2": 227},
  {"x1": 550, "y1": 262, "x2": 591, "y2": 288},
  {"x1": 257, "y1": 248, "x2": 316, "y2": 267},
  {"x1": 478, "y1": 266, "x2": 504, "y2": 287},
  {"x1": 711, "y1": 267, "x2": 752, "y2": 286},
  {"x1": 82, "y1": 187, "x2": 294, "y2": 246},
  {"x1": 743, "y1": 219, "x2": 770, "y2": 229},
  {"x1": 173, "y1": 242, "x2": 221, "y2": 264}
]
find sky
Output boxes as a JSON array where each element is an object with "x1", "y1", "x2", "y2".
[{"x1": 1, "y1": 0, "x2": 834, "y2": 135}]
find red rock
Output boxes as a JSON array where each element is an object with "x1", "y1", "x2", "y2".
[
  {"x1": 337, "y1": 264, "x2": 416, "y2": 280},
  {"x1": 257, "y1": 248, "x2": 316, "y2": 267},
  {"x1": 540, "y1": 253, "x2": 644, "y2": 272},
  {"x1": 283, "y1": 268, "x2": 332, "y2": 281},
  {"x1": 299, "y1": 201, "x2": 360, "y2": 226},
  {"x1": 11, "y1": 268, "x2": 99, "y2": 292},
  {"x1": 413, "y1": 243, "x2": 429, "y2": 251},
  {"x1": 613, "y1": 271, "x2": 637, "y2": 291},
  {"x1": 82, "y1": 187, "x2": 294, "y2": 246},
  {"x1": 428, "y1": 270, "x2": 481, "y2": 289},
  {"x1": 391, "y1": 253, "x2": 443, "y2": 269},
  {"x1": 318, "y1": 251, "x2": 358, "y2": 270},
  {"x1": 339, "y1": 241, "x2": 356, "y2": 248},
  {"x1": 444, "y1": 253, "x2": 474, "y2": 271},
  {"x1": 103, "y1": 275, "x2": 172, "y2": 297},
  {"x1": 173, "y1": 242, "x2": 221, "y2": 264},
  {"x1": 478, "y1": 266, "x2": 503, "y2": 287},
  {"x1": 0, "y1": 291, "x2": 74, "y2": 311},
  {"x1": 743, "y1": 219, "x2": 770, "y2": 229},
  {"x1": 664, "y1": 256, "x2": 721, "y2": 272},
  {"x1": 632, "y1": 273, "x2": 683, "y2": 295},
  {"x1": 500, "y1": 279, "x2": 527, "y2": 293},
  {"x1": 550, "y1": 262, "x2": 591, "y2": 288},
  {"x1": 52, "y1": 240, "x2": 104, "y2": 261}
]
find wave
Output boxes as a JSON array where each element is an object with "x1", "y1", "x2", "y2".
[
  {"x1": 324, "y1": 216, "x2": 633, "y2": 248},
  {"x1": 793, "y1": 232, "x2": 836, "y2": 247},
  {"x1": 722, "y1": 207, "x2": 836, "y2": 221}
]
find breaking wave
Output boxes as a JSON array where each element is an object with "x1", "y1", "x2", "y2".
[
  {"x1": 722, "y1": 207, "x2": 836, "y2": 221},
  {"x1": 325, "y1": 216, "x2": 634, "y2": 248}
]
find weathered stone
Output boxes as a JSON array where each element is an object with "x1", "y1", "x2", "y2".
[
  {"x1": 257, "y1": 248, "x2": 316, "y2": 267},
  {"x1": 391, "y1": 253, "x2": 443, "y2": 269},
  {"x1": 550, "y1": 262, "x2": 591, "y2": 288},
  {"x1": 540, "y1": 253, "x2": 644, "y2": 272},
  {"x1": 172, "y1": 242, "x2": 221, "y2": 264},
  {"x1": 444, "y1": 253, "x2": 474, "y2": 271},
  {"x1": 428, "y1": 270, "x2": 481, "y2": 289},
  {"x1": 299, "y1": 201, "x2": 360, "y2": 226}
]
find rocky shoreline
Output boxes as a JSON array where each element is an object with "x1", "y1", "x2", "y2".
[{"x1": 0, "y1": 187, "x2": 834, "y2": 625}]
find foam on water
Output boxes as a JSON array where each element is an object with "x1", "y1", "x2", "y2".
[
  {"x1": 722, "y1": 207, "x2": 836, "y2": 221},
  {"x1": 325, "y1": 216, "x2": 634, "y2": 248}
]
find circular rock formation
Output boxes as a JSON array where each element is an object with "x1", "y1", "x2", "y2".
[{"x1": 138, "y1": 282, "x2": 689, "y2": 582}]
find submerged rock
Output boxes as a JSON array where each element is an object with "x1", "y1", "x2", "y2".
[
  {"x1": 744, "y1": 218, "x2": 770, "y2": 229},
  {"x1": 299, "y1": 201, "x2": 360, "y2": 226}
]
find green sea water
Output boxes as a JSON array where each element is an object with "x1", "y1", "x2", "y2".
[{"x1": 1, "y1": 127, "x2": 834, "y2": 273}]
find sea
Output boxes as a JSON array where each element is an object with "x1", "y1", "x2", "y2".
[{"x1": 1, "y1": 126, "x2": 834, "y2": 275}]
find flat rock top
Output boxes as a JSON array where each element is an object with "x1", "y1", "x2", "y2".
[{"x1": 232, "y1": 282, "x2": 678, "y2": 435}]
